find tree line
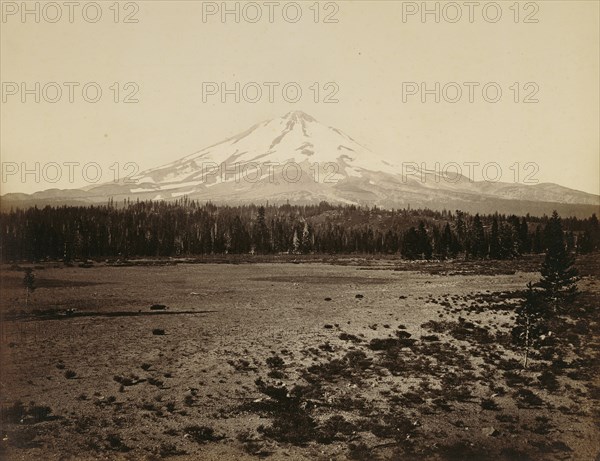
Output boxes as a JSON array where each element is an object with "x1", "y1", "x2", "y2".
[{"x1": 1, "y1": 199, "x2": 598, "y2": 262}]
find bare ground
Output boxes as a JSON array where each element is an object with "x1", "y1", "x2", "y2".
[{"x1": 1, "y1": 256, "x2": 599, "y2": 460}]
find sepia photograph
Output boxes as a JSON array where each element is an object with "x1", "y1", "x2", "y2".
[{"x1": 1, "y1": 1, "x2": 599, "y2": 460}]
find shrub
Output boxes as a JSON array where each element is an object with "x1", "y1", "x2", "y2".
[
  {"x1": 183, "y1": 425, "x2": 225, "y2": 444},
  {"x1": 64, "y1": 370, "x2": 77, "y2": 379}
]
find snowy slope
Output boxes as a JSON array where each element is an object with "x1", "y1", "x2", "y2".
[{"x1": 2, "y1": 111, "x2": 598, "y2": 216}]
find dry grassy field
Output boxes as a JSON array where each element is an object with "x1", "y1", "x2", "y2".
[{"x1": 1, "y1": 257, "x2": 599, "y2": 460}]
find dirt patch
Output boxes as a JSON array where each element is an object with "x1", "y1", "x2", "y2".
[{"x1": 1, "y1": 260, "x2": 598, "y2": 460}]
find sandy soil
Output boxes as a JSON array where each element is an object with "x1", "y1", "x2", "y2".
[{"x1": 1, "y1": 259, "x2": 598, "y2": 460}]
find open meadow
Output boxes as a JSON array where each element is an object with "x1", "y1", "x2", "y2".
[{"x1": 1, "y1": 256, "x2": 599, "y2": 460}]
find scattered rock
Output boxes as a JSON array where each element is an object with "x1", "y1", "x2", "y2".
[
  {"x1": 324, "y1": 324, "x2": 334, "y2": 329},
  {"x1": 550, "y1": 441, "x2": 572, "y2": 452},
  {"x1": 482, "y1": 426, "x2": 499, "y2": 437},
  {"x1": 421, "y1": 334, "x2": 440, "y2": 341},
  {"x1": 339, "y1": 332, "x2": 362, "y2": 343},
  {"x1": 355, "y1": 294, "x2": 364, "y2": 299}
]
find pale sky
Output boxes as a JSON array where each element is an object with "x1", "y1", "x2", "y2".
[{"x1": 1, "y1": 0, "x2": 599, "y2": 195}]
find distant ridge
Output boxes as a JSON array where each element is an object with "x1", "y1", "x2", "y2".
[{"x1": 2, "y1": 111, "x2": 598, "y2": 217}]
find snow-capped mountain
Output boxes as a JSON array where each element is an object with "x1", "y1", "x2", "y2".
[
  {"x1": 2, "y1": 111, "x2": 599, "y2": 216},
  {"x1": 134, "y1": 110, "x2": 393, "y2": 184}
]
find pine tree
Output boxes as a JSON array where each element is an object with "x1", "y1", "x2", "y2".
[
  {"x1": 432, "y1": 226, "x2": 443, "y2": 259},
  {"x1": 23, "y1": 268, "x2": 35, "y2": 306},
  {"x1": 440, "y1": 223, "x2": 453, "y2": 259},
  {"x1": 518, "y1": 217, "x2": 531, "y2": 253},
  {"x1": 489, "y1": 217, "x2": 501, "y2": 259},
  {"x1": 589, "y1": 214, "x2": 600, "y2": 249},
  {"x1": 300, "y1": 221, "x2": 312, "y2": 254},
  {"x1": 578, "y1": 214, "x2": 599, "y2": 254},
  {"x1": 512, "y1": 282, "x2": 548, "y2": 368},
  {"x1": 401, "y1": 227, "x2": 419, "y2": 260},
  {"x1": 499, "y1": 223, "x2": 517, "y2": 259},
  {"x1": 254, "y1": 206, "x2": 269, "y2": 254},
  {"x1": 417, "y1": 221, "x2": 433, "y2": 260},
  {"x1": 292, "y1": 229, "x2": 301, "y2": 254},
  {"x1": 532, "y1": 225, "x2": 544, "y2": 253},
  {"x1": 537, "y1": 211, "x2": 579, "y2": 308},
  {"x1": 454, "y1": 210, "x2": 466, "y2": 253},
  {"x1": 578, "y1": 229, "x2": 594, "y2": 254},
  {"x1": 470, "y1": 214, "x2": 487, "y2": 258}
]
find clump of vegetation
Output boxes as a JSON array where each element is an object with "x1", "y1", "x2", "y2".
[
  {"x1": 147, "y1": 377, "x2": 164, "y2": 387},
  {"x1": 113, "y1": 374, "x2": 143, "y2": 386},
  {"x1": 227, "y1": 358, "x2": 256, "y2": 372},
  {"x1": 158, "y1": 442, "x2": 186, "y2": 457},
  {"x1": 266, "y1": 355, "x2": 286, "y2": 379},
  {"x1": 183, "y1": 425, "x2": 225, "y2": 444},
  {"x1": 106, "y1": 433, "x2": 130, "y2": 452},
  {"x1": 236, "y1": 430, "x2": 273, "y2": 457},
  {"x1": 347, "y1": 442, "x2": 373, "y2": 460},
  {"x1": 318, "y1": 415, "x2": 358, "y2": 443},
  {"x1": 2, "y1": 401, "x2": 56, "y2": 424},
  {"x1": 339, "y1": 332, "x2": 362, "y2": 343},
  {"x1": 480, "y1": 398, "x2": 500, "y2": 411},
  {"x1": 514, "y1": 389, "x2": 544, "y2": 408},
  {"x1": 537, "y1": 369, "x2": 560, "y2": 392},
  {"x1": 252, "y1": 378, "x2": 319, "y2": 446},
  {"x1": 259, "y1": 411, "x2": 318, "y2": 446}
]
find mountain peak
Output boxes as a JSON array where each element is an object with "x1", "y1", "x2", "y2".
[{"x1": 283, "y1": 110, "x2": 316, "y2": 123}]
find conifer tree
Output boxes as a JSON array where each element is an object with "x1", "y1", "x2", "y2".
[
  {"x1": 440, "y1": 223, "x2": 453, "y2": 259},
  {"x1": 417, "y1": 221, "x2": 433, "y2": 260},
  {"x1": 470, "y1": 214, "x2": 487, "y2": 258},
  {"x1": 401, "y1": 227, "x2": 419, "y2": 260},
  {"x1": 537, "y1": 211, "x2": 579, "y2": 307},
  {"x1": 489, "y1": 217, "x2": 501, "y2": 259},
  {"x1": 254, "y1": 206, "x2": 268, "y2": 253},
  {"x1": 512, "y1": 282, "x2": 547, "y2": 368},
  {"x1": 23, "y1": 268, "x2": 35, "y2": 306},
  {"x1": 578, "y1": 214, "x2": 599, "y2": 254}
]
